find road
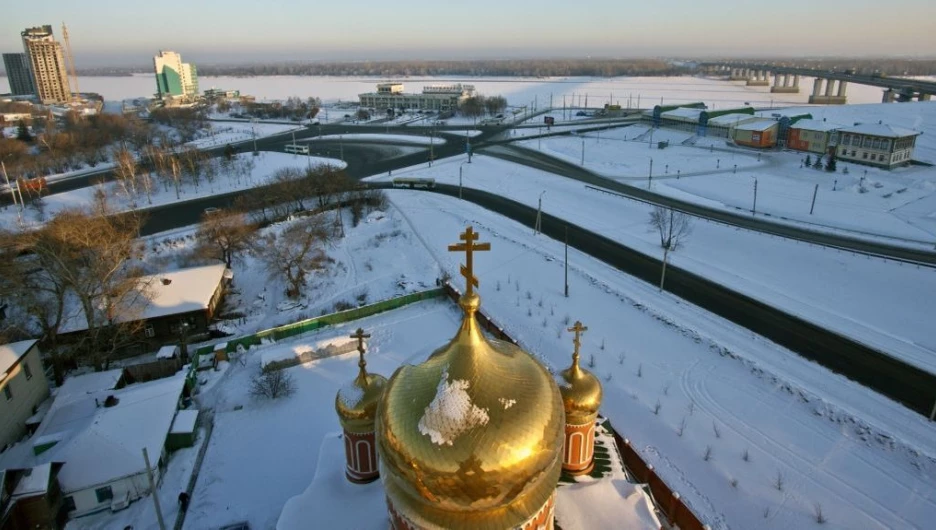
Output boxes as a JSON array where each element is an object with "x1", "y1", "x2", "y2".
[
  {"x1": 14, "y1": 117, "x2": 936, "y2": 416},
  {"x1": 371, "y1": 180, "x2": 936, "y2": 417},
  {"x1": 483, "y1": 143, "x2": 936, "y2": 265}
]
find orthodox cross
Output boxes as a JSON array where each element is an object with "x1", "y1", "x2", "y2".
[
  {"x1": 568, "y1": 320, "x2": 587, "y2": 362},
  {"x1": 350, "y1": 328, "x2": 371, "y2": 370},
  {"x1": 447, "y1": 226, "x2": 490, "y2": 296}
]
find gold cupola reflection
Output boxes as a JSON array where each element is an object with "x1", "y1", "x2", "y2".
[
  {"x1": 557, "y1": 321, "x2": 603, "y2": 475},
  {"x1": 375, "y1": 227, "x2": 566, "y2": 530},
  {"x1": 336, "y1": 327, "x2": 387, "y2": 483}
]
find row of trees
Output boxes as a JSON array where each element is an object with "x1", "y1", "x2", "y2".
[
  {"x1": 458, "y1": 95, "x2": 508, "y2": 118},
  {"x1": 0, "y1": 209, "x2": 150, "y2": 382}
]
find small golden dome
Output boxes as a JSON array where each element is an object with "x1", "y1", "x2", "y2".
[
  {"x1": 558, "y1": 321, "x2": 603, "y2": 424},
  {"x1": 335, "y1": 330, "x2": 387, "y2": 434},
  {"x1": 376, "y1": 292, "x2": 565, "y2": 529}
]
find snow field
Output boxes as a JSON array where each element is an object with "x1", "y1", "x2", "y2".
[
  {"x1": 388, "y1": 189, "x2": 936, "y2": 530},
  {"x1": 367, "y1": 155, "x2": 936, "y2": 374}
]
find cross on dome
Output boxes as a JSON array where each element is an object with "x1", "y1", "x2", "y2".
[
  {"x1": 568, "y1": 321, "x2": 587, "y2": 363},
  {"x1": 350, "y1": 327, "x2": 371, "y2": 373},
  {"x1": 447, "y1": 226, "x2": 490, "y2": 296}
]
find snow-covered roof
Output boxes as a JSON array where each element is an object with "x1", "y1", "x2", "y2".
[
  {"x1": 838, "y1": 122, "x2": 920, "y2": 138},
  {"x1": 11, "y1": 462, "x2": 53, "y2": 498},
  {"x1": 708, "y1": 113, "x2": 758, "y2": 127},
  {"x1": 0, "y1": 339, "x2": 38, "y2": 377},
  {"x1": 7, "y1": 374, "x2": 186, "y2": 493},
  {"x1": 790, "y1": 119, "x2": 843, "y2": 132},
  {"x1": 660, "y1": 107, "x2": 704, "y2": 122},
  {"x1": 61, "y1": 264, "x2": 229, "y2": 333},
  {"x1": 733, "y1": 119, "x2": 778, "y2": 132},
  {"x1": 170, "y1": 409, "x2": 199, "y2": 434},
  {"x1": 156, "y1": 345, "x2": 180, "y2": 359},
  {"x1": 55, "y1": 369, "x2": 123, "y2": 402}
]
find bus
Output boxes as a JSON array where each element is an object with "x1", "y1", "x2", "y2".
[
  {"x1": 284, "y1": 144, "x2": 310, "y2": 155},
  {"x1": 392, "y1": 177, "x2": 436, "y2": 189}
]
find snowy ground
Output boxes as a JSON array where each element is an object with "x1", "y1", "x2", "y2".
[
  {"x1": 186, "y1": 122, "x2": 303, "y2": 149},
  {"x1": 0, "y1": 152, "x2": 345, "y2": 229},
  {"x1": 366, "y1": 154, "x2": 936, "y2": 376},
  {"x1": 517, "y1": 120, "x2": 936, "y2": 245},
  {"x1": 134, "y1": 186, "x2": 936, "y2": 530}
]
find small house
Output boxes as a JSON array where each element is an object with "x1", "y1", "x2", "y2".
[
  {"x1": 0, "y1": 462, "x2": 66, "y2": 530},
  {"x1": 787, "y1": 119, "x2": 842, "y2": 154},
  {"x1": 732, "y1": 119, "x2": 779, "y2": 148}
]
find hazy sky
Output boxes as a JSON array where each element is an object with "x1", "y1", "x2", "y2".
[{"x1": 4, "y1": 0, "x2": 936, "y2": 67}]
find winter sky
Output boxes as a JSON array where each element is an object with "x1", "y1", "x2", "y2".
[{"x1": 3, "y1": 0, "x2": 936, "y2": 67}]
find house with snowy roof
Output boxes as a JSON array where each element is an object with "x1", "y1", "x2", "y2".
[
  {"x1": 0, "y1": 372, "x2": 189, "y2": 518},
  {"x1": 59, "y1": 264, "x2": 232, "y2": 355},
  {"x1": 0, "y1": 462, "x2": 66, "y2": 530},
  {"x1": 1, "y1": 340, "x2": 50, "y2": 451},
  {"x1": 835, "y1": 122, "x2": 921, "y2": 168}
]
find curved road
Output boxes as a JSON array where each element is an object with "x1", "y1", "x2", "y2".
[{"x1": 371, "y1": 180, "x2": 936, "y2": 417}]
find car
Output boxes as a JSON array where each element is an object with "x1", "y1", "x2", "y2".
[{"x1": 576, "y1": 111, "x2": 587, "y2": 117}]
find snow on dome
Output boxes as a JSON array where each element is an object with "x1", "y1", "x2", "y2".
[
  {"x1": 417, "y1": 371, "x2": 489, "y2": 446},
  {"x1": 498, "y1": 397, "x2": 517, "y2": 410},
  {"x1": 337, "y1": 380, "x2": 365, "y2": 409}
]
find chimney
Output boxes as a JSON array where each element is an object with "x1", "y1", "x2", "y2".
[
  {"x1": 104, "y1": 395, "x2": 119, "y2": 408},
  {"x1": 161, "y1": 278, "x2": 172, "y2": 286}
]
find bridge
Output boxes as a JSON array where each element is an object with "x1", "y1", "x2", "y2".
[{"x1": 702, "y1": 62, "x2": 936, "y2": 104}]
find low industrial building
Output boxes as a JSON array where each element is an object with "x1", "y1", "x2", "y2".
[
  {"x1": 731, "y1": 119, "x2": 779, "y2": 148},
  {"x1": 786, "y1": 119, "x2": 842, "y2": 155},
  {"x1": 1, "y1": 340, "x2": 50, "y2": 452},
  {"x1": 706, "y1": 112, "x2": 760, "y2": 138},
  {"x1": 358, "y1": 82, "x2": 475, "y2": 112},
  {"x1": 836, "y1": 123, "x2": 920, "y2": 168}
]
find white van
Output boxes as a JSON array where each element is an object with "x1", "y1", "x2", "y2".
[{"x1": 284, "y1": 144, "x2": 310, "y2": 155}]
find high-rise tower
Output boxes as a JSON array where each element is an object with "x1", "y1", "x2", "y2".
[
  {"x1": 2, "y1": 53, "x2": 36, "y2": 97},
  {"x1": 153, "y1": 50, "x2": 199, "y2": 99},
  {"x1": 20, "y1": 26, "x2": 71, "y2": 104}
]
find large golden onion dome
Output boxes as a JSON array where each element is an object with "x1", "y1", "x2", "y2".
[
  {"x1": 558, "y1": 321, "x2": 602, "y2": 424},
  {"x1": 376, "y1": 227, "x2": 565, "y2": 529},
  {"x1": 336, "y1": 330, "x2": 387, "y2": 434}
]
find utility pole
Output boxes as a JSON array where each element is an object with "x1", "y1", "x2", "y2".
[
  {"x1": 340, "y1": 135, "x2": 344, "y2": 162},
  {"x1": 459, "y1": 164, "x2": 464, "y2": 200},
  {"x1": 142, "y1": 448, "x2": 167, "y2": 530},
  {"x1": 752, "y1": 177, "x2": 758, "y2": 215},
  {"x1": 566, "y1": 225, "x2": 572, "y2": 296},
  {"x1": 648, "y1": 158, "x2": 653, "y2": 188},
  {"x1": 534, "y1": 191, "x2": 545, "y2": 235},
  {"x1": 809, "y1": 184, "x2": 818, "y2": 215},
  {"x1": 251, "y1": 119, "x2": 258, "y2": 155},
  {"x1": 581, "y1": 137, "x2": 585, "y2": 166}
]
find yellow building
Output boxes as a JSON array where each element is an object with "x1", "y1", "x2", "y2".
[
  {"x1": 21, "y1": 26, "x2": 71, "y2": 104},
  {"x1": 0, "y1": 340, "x2": 50, "y2": 450}
]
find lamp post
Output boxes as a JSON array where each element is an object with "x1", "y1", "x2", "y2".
[
  {"x1": 459, "y1": 162, "x2": 467, "y2": 200},
  {"x1": 178, "y1": 321, "x2": 190, "y2": 364},
  {"x1": 534, "y1": 191, "x2": 545, "y2": 235},
  {"x1": 580, "y1": 137, "x2": 585, "y2": 166},
  {"x1": 251, "y1": 118, "x2": 258, "y2": 155},
  {"x1": 751, "y1": 176, "x2": 758, "y2": 215},
  {"x1": 648, "y1": 157, "x2": 653, "y2": 188}
]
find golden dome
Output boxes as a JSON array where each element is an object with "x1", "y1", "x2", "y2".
[
  {"x1": 336, "y1": 330, "x2": 387, "y2": 434},
  {"x1": 376, "y1": 291, "x2": 565, "y2": 529},
  {"x1": 558, "y1": 321, "x2": 602, "y2": 424}
]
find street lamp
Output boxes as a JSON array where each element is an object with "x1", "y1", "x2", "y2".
[
  {"x1": 534, "y1": 191, "x2": 545, "y2": 235},
  {"x1": 251, "y1": 118, "x2": 258, "y2": 155},
  {"x1": 648, "y1": 157, "x2": 654, "y2": 188},
  {"x1": 459, "y1": 162, "x2": 468, "y2": 200},
  {"x1": 750, "y1": 176, "x2": 758, "y2": 215}
]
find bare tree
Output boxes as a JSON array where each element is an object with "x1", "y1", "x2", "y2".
[
  {"x1": 250, "y1": 368, "x2": 296, "y2": 399},
  {"x1": 648, "y1": 205, "x2": 693, "y2": 292},
  {"x1": 38, "y1": 210, "x2": 149, "y2": 369},
  {"x1": 196, "y1": 209, "x2": 256, "y2": 267},
  {"x1": 112, "y1": 146, "x2": 139, "y2": 200},
  {"x1": 258, "y1": 216, "x2": 331, "y2": 298}
]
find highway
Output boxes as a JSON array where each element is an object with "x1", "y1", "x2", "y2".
[{"x1": 11, "y1": 117, "x2": 936, "y2": 416}]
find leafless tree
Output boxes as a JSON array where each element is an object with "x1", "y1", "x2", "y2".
[
  {"x1": 112, "y1": 146, "x2": 139, "y2": 200},
  {"x1": 250, "y1": 368, "x2": 296, "y2": 399},
  {"x1": 258, "y1": 216, "x2": 331, "y2": 298},
  {"x1": 648, "y1": 206, "x2": 693, "y2": 292},
  {"x1": 196, "y1": 209, "x2": 257, "y2": 267}
]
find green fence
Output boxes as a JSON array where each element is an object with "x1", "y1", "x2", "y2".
[{"x1": 192, "y1": 288, "x2": 445, "y2": 361}]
